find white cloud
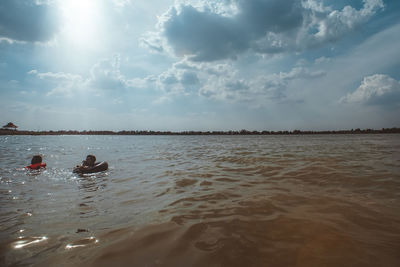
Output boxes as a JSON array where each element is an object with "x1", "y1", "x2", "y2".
[
  {"x1": 28, "y1": 70, "x2": 38, "y2": 75},
  {"x1": 311, "y1": 0, "x2": 384, "y2": 43},
  {"x1": 340, "y1": 74, "x2": 400, "y2": 106},
  {"x1": 152, "y1": 95, "x2": 173, "y2": 105},
  {"x1": 148, "y1": 57, "x2": 326, "y2": 105},
  {"x1": 88, "y1": 56, "x2": 127, "y2": 91},
  {"x1": 27, "y1": 55, "x2": 147, "y2": 97},
  {"x1": 88, "y1": 55, "x2": 153, "y2": 91},
  {"x1": 28, "y1": 69, "x2": 85, "y2": 97},
  {"x1": 315, "y1": 56, "x2": 331, "y2": 64},
  {"x1": 199, "y1": 64, "x2": 325, "y2": 104},
  {"x1": 35, "y1": 71, "x2": 81, "y2": 81},
  {"x1": 143, "y1": 0, "x2": 384, "y2": 61},
  {"x1": 298, "y1": 22, "x2": 400, "y2": 107}
]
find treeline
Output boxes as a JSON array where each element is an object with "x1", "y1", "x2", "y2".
[{"x1": 1, "y1": 127, "x2": 400, "y2": 135}]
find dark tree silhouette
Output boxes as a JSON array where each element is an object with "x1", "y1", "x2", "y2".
[{"x1": 2, "y1": 122, "x2": 18, "y2": 130}]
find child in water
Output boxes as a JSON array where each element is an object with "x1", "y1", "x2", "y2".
[
  {"x1": 74, "y1": 154, "x2": 108, "y2": 174},
  {"x1": 83, "y1": 154, "x2": 96, "y2": 168},
  {"x1": 26, "y1": 155, "x2": 46, "y2": 170}
]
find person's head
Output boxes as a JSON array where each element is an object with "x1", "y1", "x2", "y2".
[
  {"x1": 31, "y1": 155, "x2": 42, "y2": 165},
  {"x1": 85, "y1": 155, "x2": 96, "y2": 166}
]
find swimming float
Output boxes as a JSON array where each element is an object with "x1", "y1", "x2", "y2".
[
  {"x1": 26, "y1": 163, "x2": 47, "y2": 170},
  {"x1": 73, "y1": 162, "x2": 108, "y2": 174}
]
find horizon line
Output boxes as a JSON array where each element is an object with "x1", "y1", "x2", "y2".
[{"x1": 1, "y1": 127, "x2": 400, "y2": 135}]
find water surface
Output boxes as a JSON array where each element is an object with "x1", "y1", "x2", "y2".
[{"x1": 1, "y1": 135, "x2": 400, "y2": 266}]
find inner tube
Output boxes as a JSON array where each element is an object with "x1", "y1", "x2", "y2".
[
  {"x1": 73, "y1": 162, "x2": 108, "y2": 174},
  {"x1": 26, "y1": 163, "x2": 47, "y2": 170}
]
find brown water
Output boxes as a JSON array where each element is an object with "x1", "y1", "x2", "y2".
[{"x1": 1, "y1": 135, "x2": 400, "y2": 266}]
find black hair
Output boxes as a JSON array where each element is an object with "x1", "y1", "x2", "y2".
[
  {"x1": 31, "y1": 155, "x2": 42, "y2": 165},
  {"x1": 86, "y1": 155, "x2": 96, "y2": 162}
]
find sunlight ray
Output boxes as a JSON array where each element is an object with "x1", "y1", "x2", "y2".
[{"x1": 60, "y1": 0, "x2": 102, "y2": 48}]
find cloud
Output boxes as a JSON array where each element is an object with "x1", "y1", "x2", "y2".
[
  {"x1": 0, "y1": 0, "x2": 59, "y2": 43},
  {"x1": 28, "y1": 69, "x2": 85, "y2": 97},
  {"x1": 161, "y1": 5, "x2": 247, "y2": 61},
  {"x1": 29, "y1": 69, "x2": 81, "y2": 82},
  {"x1": 309, "y1": 0, "x2": 384, "y2": 43},
  {"x1": 153, "y1": 61, "x2": 201, "y2": 94},
  {"x1": 340, "y1": 74, "x2": 400, "y2": 106},
  {"x1": 180, "y1": 71, "x2": 200, "y2": 85},
  {"x1": 199, "y1": 64, "x2": 325, "y2": 104},
  {"x1": 27, "y1": 55, "x2": 148, "y2": 97},
  {"x1": 140, "y1": 32, "x2": 164, "y2": 53},
  {"x1": 88, "y1": 56, "x2": 128, "y2": 91},
  {"x1": 315, "y1": 56, "x2": 331, "y2": 64},
  {"x1": 149, "y1": 57, "x2": 325, "y2": 105},
  {"x1": 89, "y1": 55, "x2": 154, "y2": 91},
  {"x1": 143, "y1": 0, "x2": 384, "y2": 61}
]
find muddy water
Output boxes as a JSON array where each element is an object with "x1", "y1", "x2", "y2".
[{"x1": 1, "y1": 135, "x2": 400, "y2": 266}]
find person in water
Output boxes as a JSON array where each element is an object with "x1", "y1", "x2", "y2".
[
  {"x1": 74, "y1": 154, "x2": 108, "y2": 173},
  {"x1": 26, "y1": 155, "x2": 46, "y2": 170},
  {"x1": 83, "y1": 154, "x2": 96, "y2": 167}
]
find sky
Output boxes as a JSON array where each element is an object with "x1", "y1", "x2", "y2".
[{"x1": 0, "y1": 0, "x2": 399, "y2": 131}]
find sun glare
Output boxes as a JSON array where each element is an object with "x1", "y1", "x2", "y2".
[{"x1": 61, "y1": 0, "x2": 102, "y2": 48}]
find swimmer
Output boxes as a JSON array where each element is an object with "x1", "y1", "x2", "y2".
[
  {"x1": 74, "y1": 155, "x2": 108, "y2": 174},
  {"x1": 26, "y1": 155, "x2": 47, "y2": 170}
]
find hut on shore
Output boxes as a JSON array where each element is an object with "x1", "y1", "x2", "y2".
[{"x1": 2, "y1": 122, "x2": 18, "y2": 130}]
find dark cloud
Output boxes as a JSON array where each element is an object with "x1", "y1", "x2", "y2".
[
  {"x1": 163, "y1": 5, "x2": 247, "y2": 61},
  {"x1": 0, "y1": 0, "x2": 59, "y2": 42},
  {"x1": 155, "y1": 67, "x2": 200, "y2": 94},
  {"x1": 147, "y1": 0, "x2": 384, "y2": 61},
  {"x1": 237, "y1": 0, "x2": 303, "y2": 34}
]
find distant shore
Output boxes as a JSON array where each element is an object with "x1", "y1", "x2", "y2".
[{"x1": 1, "y1": 128, "x2": 399, "y2": 135}]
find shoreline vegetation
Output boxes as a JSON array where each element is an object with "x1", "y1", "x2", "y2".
[{"x1": 1, "y1": 127, "x2": 399, "y2": 136}]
